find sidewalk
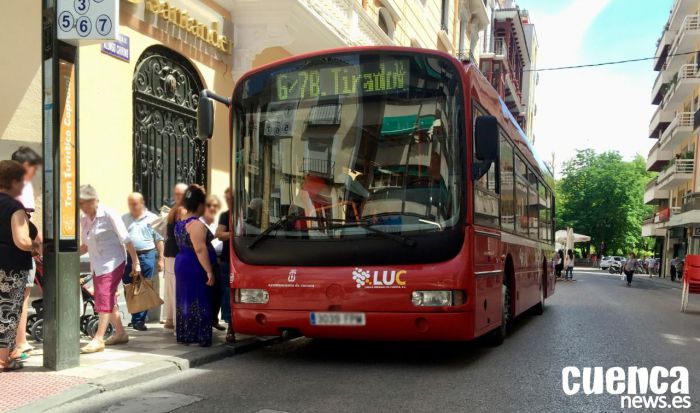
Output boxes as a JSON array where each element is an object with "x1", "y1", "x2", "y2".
[
  {"x1": 2, "y1": 324, "x2": 277, "y2": 413},
  {"x1": 637, "y1": 274, "x2": 683, "y2": 290}
]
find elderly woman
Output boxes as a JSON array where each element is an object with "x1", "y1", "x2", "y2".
[
  {"x1": 79, "y1": 185, "x2": 141, "y2": 353},
  {"x1": 0, "y1": 160, "x2": 39, "y2": 371}
]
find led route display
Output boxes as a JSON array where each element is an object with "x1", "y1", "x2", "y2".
[{"x1": 273, "y1": 59, "x2": 410, "y2": 101}]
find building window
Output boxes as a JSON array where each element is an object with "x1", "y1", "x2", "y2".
[
  {"x1": 441, "y1": 0, "x2": 450, "y2": 33},
  {"x1": 132, "y1": 46, "x2": 207, "y2": 212},
  {"x1": 377, "y1": 8, "x2": 395, "y2": 39}
]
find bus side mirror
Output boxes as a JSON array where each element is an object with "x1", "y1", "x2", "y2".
[
  {"x1": 197, "y1": 91, "x2": 215, "y2": 141},
  {"x1": 473, "y1": 115, "x2": 498, "y2": 180}
]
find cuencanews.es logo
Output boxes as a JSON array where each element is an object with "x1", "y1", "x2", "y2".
[
  {"x1": 352, "y1": 268, "x2": 407, "y2": 289},
  {"x1": 562, "y1": 366, "x2": 692, "y2": 409}
]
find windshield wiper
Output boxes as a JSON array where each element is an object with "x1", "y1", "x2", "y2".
[
  {"x1": 248, "y1": 216, "x2": 417, "y2": 249},
  {"x1": 247, "y1": 215, "x2": 308, "y2": 249},
  {"x1": 327, "y1": 219, "x2": 417, "y2": 247}
]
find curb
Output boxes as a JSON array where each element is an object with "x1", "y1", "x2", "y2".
[
  {"x1": 11, "y1": 336, "x2": 280, "y2": 413},
  {"x1": 638, "y1": 276, "x2": 683, "y2": 290}
]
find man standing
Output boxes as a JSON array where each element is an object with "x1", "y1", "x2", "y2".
[
  {"x1": 215, "y1": 188, "x2": 234, "y2": 342},
  {"x1": 10, "y1": 146, "x2": 42, "y2": 358},
  {"x1": 670, "y1": 256, "x2": 679, "y2": 282},
  {"x1": 122, "y1": 193, "x2": 164, "y2": 331},
  {"x1": 162, "y1": 183, "x2": 188, "y2": 329}
]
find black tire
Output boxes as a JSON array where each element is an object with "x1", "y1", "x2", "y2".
[
  {"x1": 80, "y1": 315, "x2": 92, "y2": 335},
  {"x1": 487, "y1": 285, "x2": 510, "y2": 346},
  {"x1": 27, "y1": 314, "x2": 38, "y2": 331},
  {"x1": 532, "y1": 276, "x2": 545, "y2": 315},
  {"x1": 87, "y1": 318, "x2": 99, "y2": 338},
  {"x1": 31, "y1": 319, "x2": 44, "y2": 343},
  {"x1": 88, "y1": 318, "x2": 114, "y2": 339}
]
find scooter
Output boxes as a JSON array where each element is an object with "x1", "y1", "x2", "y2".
[{"x1": 609, "y1": 261, "x2": 623, "y2": 274}]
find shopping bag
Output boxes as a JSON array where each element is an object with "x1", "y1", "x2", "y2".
[{"x1": 124, "y1": 273, "x2": 164, "y2": 314}]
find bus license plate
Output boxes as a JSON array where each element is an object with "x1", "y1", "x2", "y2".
[{"x1": 310, "y1": 312, "x2": 366, "y2": 326}]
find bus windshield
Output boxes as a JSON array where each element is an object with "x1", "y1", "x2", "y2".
[{"x1": 232, "y1": 52, "x2": 464, "y2": 241}]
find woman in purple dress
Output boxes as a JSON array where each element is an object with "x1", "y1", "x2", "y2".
[{"x1": 174, "y1": 185, "x2": 216, "y2": 346}]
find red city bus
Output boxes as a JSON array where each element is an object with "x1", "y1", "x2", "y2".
[{"x1": 199, "y1": 47, "x2": 555, "y2": 344}]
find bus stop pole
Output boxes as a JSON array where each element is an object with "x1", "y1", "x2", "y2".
[{"x1": 42, "y1": 0, "x2": 80, "y2": 370}]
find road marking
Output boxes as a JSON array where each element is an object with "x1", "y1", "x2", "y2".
[{"x1": 102, "y1": 391, "x2": 202, "y2": 413}]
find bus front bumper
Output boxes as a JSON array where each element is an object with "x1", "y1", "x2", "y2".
[{"x1": 232, "y1": 309, "x2": 477, "y2": 341}]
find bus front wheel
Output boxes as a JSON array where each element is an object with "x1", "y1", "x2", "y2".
[{"x1": 487, "y1": 284, "x2": 510, "y2": 346}]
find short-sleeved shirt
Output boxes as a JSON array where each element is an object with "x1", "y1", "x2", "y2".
[
  {"x1": 16, "y1": 180, "x2": 35, "y2": 212},
  {"x1": 81, "y1": 205, "x2": 131, "y2": 276},
  {"x1": 218, "y1": 210, "x2": 230, "y2": 263},
  {"x1": 122, "y1": 211, "x2": 163, "y2": 251},
  {"x1": 0, "y1": 193, "x2": 37, "y2": 271}
]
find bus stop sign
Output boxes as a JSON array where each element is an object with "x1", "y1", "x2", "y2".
[{"x1": 57, "y1": 0, "x2": 118, "y2": 43}]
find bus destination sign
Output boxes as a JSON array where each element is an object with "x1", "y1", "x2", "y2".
[{"x1": 273, "y1": 59, "x2": 409, "y2": 101}]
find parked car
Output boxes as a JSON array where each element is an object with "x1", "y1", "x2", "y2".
[{"x1": 600, "y1": 256, "x2": 626, "y2": 270}]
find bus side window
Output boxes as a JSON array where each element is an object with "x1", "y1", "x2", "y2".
[
  {"x1": 514, "y1": 156, "x2": 528, "y2": 235},
  {"x1": 549, "y1": 190, "x2": 555, "y2": 241},
  {"x1": 538, "y1": 181, "x2": 548, "y2": 241},
  {"x1": 499, "y1": 135, "x2": 515, "y2": 231},
  {"x1": 474, "y1": 124, "x2": 499, "y2": 228},
  {"x1": 527, "y1": 169, "x2": 539, "y2": 239}
]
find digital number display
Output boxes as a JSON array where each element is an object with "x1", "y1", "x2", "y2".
[{"x1": 273, "y1": 59, "x2": 409, "y2": 101}]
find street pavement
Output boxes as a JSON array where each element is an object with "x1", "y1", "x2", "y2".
[{"x1": 47, "y1": 269, "x2": 700, "y2": 413}]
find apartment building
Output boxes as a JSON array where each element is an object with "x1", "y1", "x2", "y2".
[
  {"x1": 477, "y1": 0, "x2": 538, "y2": 142},
  {"x1": 644, "y1": 0, "x2": 700, "y2": 275}
]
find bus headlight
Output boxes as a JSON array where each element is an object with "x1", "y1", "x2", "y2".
[
  {"x1": 411, "y1": 290, "x2": 466, "y2": 306},
  {"x1": 235, "y1": 289, "x2": 269, "y2": 304}
]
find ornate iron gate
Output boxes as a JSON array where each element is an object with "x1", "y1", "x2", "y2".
[{"x1": 132, "y1": 46, "x2": 207, "y2": 212}]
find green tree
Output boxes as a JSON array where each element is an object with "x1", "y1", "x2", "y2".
[{"x1": 557, "y1": 149, "x2": 654, "y2": 255}]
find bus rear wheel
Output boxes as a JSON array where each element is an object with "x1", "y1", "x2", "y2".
[
  {"x1": 487, "y1": 284, "x2": 510, "y2": 346},
  {"x1": 532, "y1": 278, "x2": 545, "y2": 315}
]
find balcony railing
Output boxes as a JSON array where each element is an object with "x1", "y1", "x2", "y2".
[
  {"x1": 301, "y1": 157, "x2": 335, "y2": 177},
  {"x1": 646, "y1": 177, "x2": 658, "y2": 190},
  {"x1": 661, "y1": 64, "x2": 700, "y2": 107},
  {"x1": 301, "y1": 0, "x2": 392, "y2": 46},
  {"x1": 493, "y1": 37, "x2": 508, "y2": 60},
  {"x1": 658, "y1": 158, "x2": 695, "y2": 186},
  {"x1": 682, "y1": 192, "x2": 700, "y2": 212},
  {"x1": 659, "y1": 111, "x2": 693, "y2": 148},
  {"x1": 668, "y1": 14, "x2": 700, "y2": 63}
]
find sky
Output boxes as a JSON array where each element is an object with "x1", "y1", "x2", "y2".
[{"x1": 521, "y1": 0, "x2": 674, "y2": 175}]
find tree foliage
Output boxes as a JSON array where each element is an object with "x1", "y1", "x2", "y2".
[{"x1": 557, "y1": 149, "x2": 654, "y2": 255}]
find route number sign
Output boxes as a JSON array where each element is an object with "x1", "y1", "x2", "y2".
[{"x1": 57, "y1": 0, "x2": 118, "y2": 43}]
